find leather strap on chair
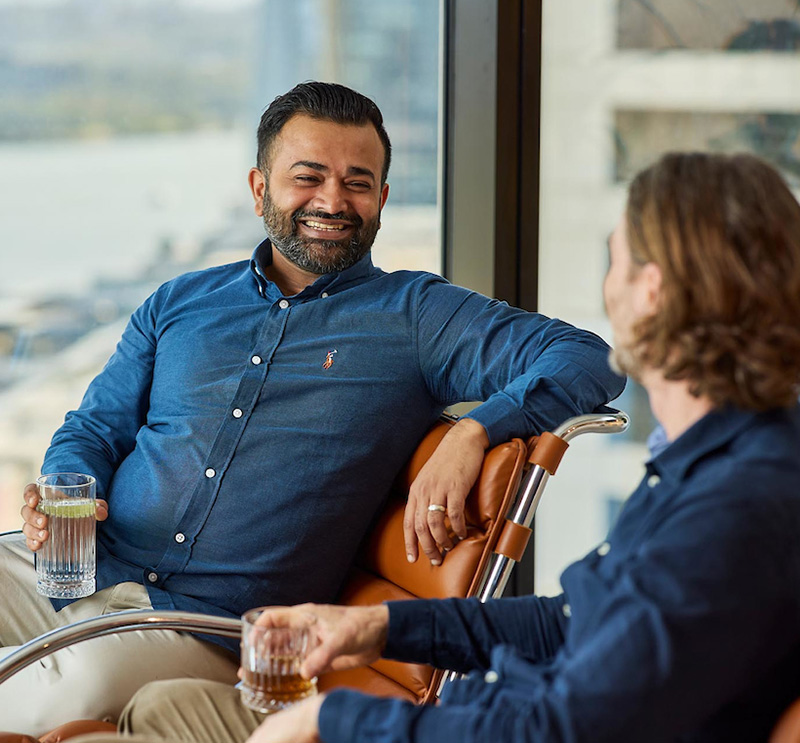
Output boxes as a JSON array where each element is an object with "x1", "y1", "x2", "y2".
[
  {"x1": 528, "y1": 432, "x2": 569, "y2": 474},
  {"x1": 495, "y1": 520, "x2": 533, "y2": 562}
]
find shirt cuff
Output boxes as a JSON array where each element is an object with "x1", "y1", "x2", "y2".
[
  {"x1": 463, "y1": 395, "x2": 529, "y2": 447},
  {"x1": 318, "y1": 688, "x2": 396, "y2": 743},
  {"x1": 384, "y1": 600, "x2": 435, "y2": 663}
]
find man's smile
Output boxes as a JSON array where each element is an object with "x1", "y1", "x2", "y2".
[{"x1": 298, "y1": 218, "x2": 352, "y2": 233}]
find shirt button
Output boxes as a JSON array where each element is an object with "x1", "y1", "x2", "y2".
[
  {"x1": 147, "y1": 572, "x2": 158, "y2": 583},
  {"x1": 278, "y1": 299, "x2": 290, "y2": 309},
  {"x1": 205, "y1": 468, "x2": 216, "y2": 478},
  {"x1": 647, "y1": 474, "x2": 661, "y2": 488},
  {"x1": 174, "y1": 533, "x2": 186, "y2": 544},
  {"x1": 251, "y1": 355, "x2": 262, "y2": 365},
  {"x1": 562, "y1": 603, "x2": 572, "y2": 618},
  {"x1": 484, "y1": 670, "x2": 499, "y2": 684},
  {"x1": 321, "y1": 292, "x2": 329, "y2": 299},
  {"x1": 232, "y1": 408, "x2": 243, "y2": 419},
  {"x1": 597, "y1": 541, "x2": 611, "y2": 556}
]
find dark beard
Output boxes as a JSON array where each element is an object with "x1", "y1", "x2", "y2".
[{"x1": 262, "y1": 191, "x2": 380, "y2": 275}]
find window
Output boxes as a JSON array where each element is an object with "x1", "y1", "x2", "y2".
[
  {"x1": 0, "y1": 0, "x2": 442, "y2": 531},
  {"x1": 535, "y1": 0, "x2": 800, "y2": 595}
]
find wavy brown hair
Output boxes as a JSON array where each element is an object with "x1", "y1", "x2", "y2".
[{"x1": 626, "y1": 152, "x2": 800, "y2": 410}]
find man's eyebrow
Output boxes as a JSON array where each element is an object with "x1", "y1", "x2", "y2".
[
  {"x1": 290, "y1": 160, "x2": 328, "y2": 172},
  {"x1": 347, "y1": 166, "x2": 376, "y2": 180},
  {"x1": 289, "y1": 161, "x2": 376, "y2": 180}
]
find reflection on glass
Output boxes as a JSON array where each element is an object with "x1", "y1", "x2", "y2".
[
  {"x1": 615, "y1": 110, "x2": 800, "y2": 185},
  {"x1": 0, "y1": 0, "x2": 441, "y2": 531},
  {"x1": 617, "y1": 0, "x2": 800, "y2": 51}
]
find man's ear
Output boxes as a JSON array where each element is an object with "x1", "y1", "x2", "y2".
[
  {"x1": 376, "y1": 183, "x2": 390, "y2": 229},
  {"x1": 636, "y1": 261, "x2": 663, "y2": 315},
  {"x1": 248, "y1": 168, "x2": 267, "y2": 217}
]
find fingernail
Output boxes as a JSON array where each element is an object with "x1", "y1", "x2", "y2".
[
  {"x1": 406, "y1": 554, "x2": 414, "y2": 563},
  {"x1": 38, "y1": 530, "x2": 45, "y2": 538},
  {"x1": 36, "y1": 518, "x2": 43, "y2": 526},
  {"x1": 431, "y1": 559, "x2": 441, "y2": 567}
]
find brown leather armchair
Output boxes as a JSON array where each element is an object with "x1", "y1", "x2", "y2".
[{"x1": 0, "y1": 411, "x2": 628, "y2": 740}]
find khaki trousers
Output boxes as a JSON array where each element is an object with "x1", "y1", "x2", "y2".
[
  {"x1": 0, "y1": 534, "x2": 239, "y2": 737},
  {"x1": 120, "y1": 679, "x2": 265, "y2": 743},
  {"x1": 64, "y1": 679, "x2": 264, "y2": 743}
]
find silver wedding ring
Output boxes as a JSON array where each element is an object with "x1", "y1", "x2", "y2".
[{"x1": 427, "y1": 504, "x2": 446, "y2": 513}]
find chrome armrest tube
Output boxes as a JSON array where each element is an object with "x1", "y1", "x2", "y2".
[
  {"x1": 0, "y1": 609, "x2": 242, "y2": 685},
  {"x1": 476, "y1": 412, "x2": 630, "y2": 603}
]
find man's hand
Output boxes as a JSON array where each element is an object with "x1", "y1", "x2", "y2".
[
  {"x1": 245, "y1": 693, "x2": 325, "y2": 743},
  {"x1": 20, "y1": 483, "x2": 109, "y2": 552},
  {"x1": 249, "y1": 603, "x2": 389, "y2": 681},
  {"x1": 403, "y1": 418, "x2": 489, "y2": 566}
]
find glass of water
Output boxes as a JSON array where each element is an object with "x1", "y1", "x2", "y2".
[{"x1": 35, "y1": 472, "x2": 97, "y2": 599}]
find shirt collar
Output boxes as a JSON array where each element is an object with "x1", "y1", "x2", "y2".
[
  {"x1": 647, "y1": 405, "x2": 763, "y2": 484},
  {"x1": 249, "y1": 238, "x2": 378, "y2": 301}
]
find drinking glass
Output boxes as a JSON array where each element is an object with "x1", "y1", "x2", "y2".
[
  {"x1": 35, "y1": 472, "x2": 97, "y2": 599},
  {"x1": 239, "y1": 608, "x2": 317, "y2": 713}
]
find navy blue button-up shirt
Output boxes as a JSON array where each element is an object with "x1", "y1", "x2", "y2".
[
  {"x1": 42, "y1": 241, "x2": 622, "y2": 653},
  {"x1": 320, "y1": 405, "x2": 800, "y2": 742}
]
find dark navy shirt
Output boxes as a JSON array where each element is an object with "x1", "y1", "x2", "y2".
[
  {"x1": 320, "y1": 405, "x2": 800, "y2": 742},
  {"x1": 42, "y1": 241, "x2": 622, "y2": 652}
]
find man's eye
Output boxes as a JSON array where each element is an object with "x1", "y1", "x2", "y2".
[
  {"x1": 296, "y1": 175, "x2": 319, "y2": 183},
  {"x1": 348, "y1": 182, "x2": 371, "y2": 190}
]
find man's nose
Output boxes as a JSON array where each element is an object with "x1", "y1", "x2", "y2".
[{"x1": 311, "y1": 180, "x2": 350, "y2": 216}]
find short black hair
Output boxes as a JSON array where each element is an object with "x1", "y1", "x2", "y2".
[{"x1": 256, "y1": 81, "x2": 392, "y2": 185}]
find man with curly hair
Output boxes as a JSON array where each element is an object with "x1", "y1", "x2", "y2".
[{"x1": 65, "y1": 152, "x2": 800, "y2": 743}]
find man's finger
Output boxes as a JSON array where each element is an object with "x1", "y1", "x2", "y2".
[
  {"x1": 252, "y1": 606, "x2": 316, "y2": 631},
  {"x1": 448, "y1": 499, "x2": 468, "y2": 540},
  {"x1": 20, "y1": 503, "x2": 47, "y2": 528},
  {"x1": 414, "y1": 515, "x2": 442, "y2": 566},
  {"x1": 300, "y1": 642, "x2": 342, "y2": 679},
  {"x1": 427, "y1": 509, "x2": 454, "y2": 551},
  {"x1": 95, "y1": 499, "x2": 110, "y2": 522},
  {"x1": 403, "y1": 500, "x2": 418, "y2": 563}
]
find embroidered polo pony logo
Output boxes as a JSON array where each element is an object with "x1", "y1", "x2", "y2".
[{"x1": 322, "y1": 349, "x2": 338, "y2": 369}]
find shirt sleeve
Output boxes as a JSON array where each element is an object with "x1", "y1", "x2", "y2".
[
  {"x1": 41, "y1": 291, "x2": 160, "y2": 498},
  {"x1": 318, "y1": 483, "x2": 800, "y2": 743},
  {"x1": 413, "y1": 277, "x2": 625, "y2": 445},
  {"x1": 383, "y1": 595, "x2": 568, "y2": 673}
]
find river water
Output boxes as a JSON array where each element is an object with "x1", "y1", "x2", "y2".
[{"x1": 0, "y1": 129, "x2": 255, "y2": 298}]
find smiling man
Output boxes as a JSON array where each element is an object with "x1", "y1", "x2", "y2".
[{"x1": 0, "y1": 82, "x2": 622, "y2": 734}]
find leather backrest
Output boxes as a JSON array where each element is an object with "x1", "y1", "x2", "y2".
[
  {"x1": 322, "y1": 419, "x2": 528, "y2": 704},
  {"x1": 771, "y1": 698, "x2": 800, "y2": 743}
]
